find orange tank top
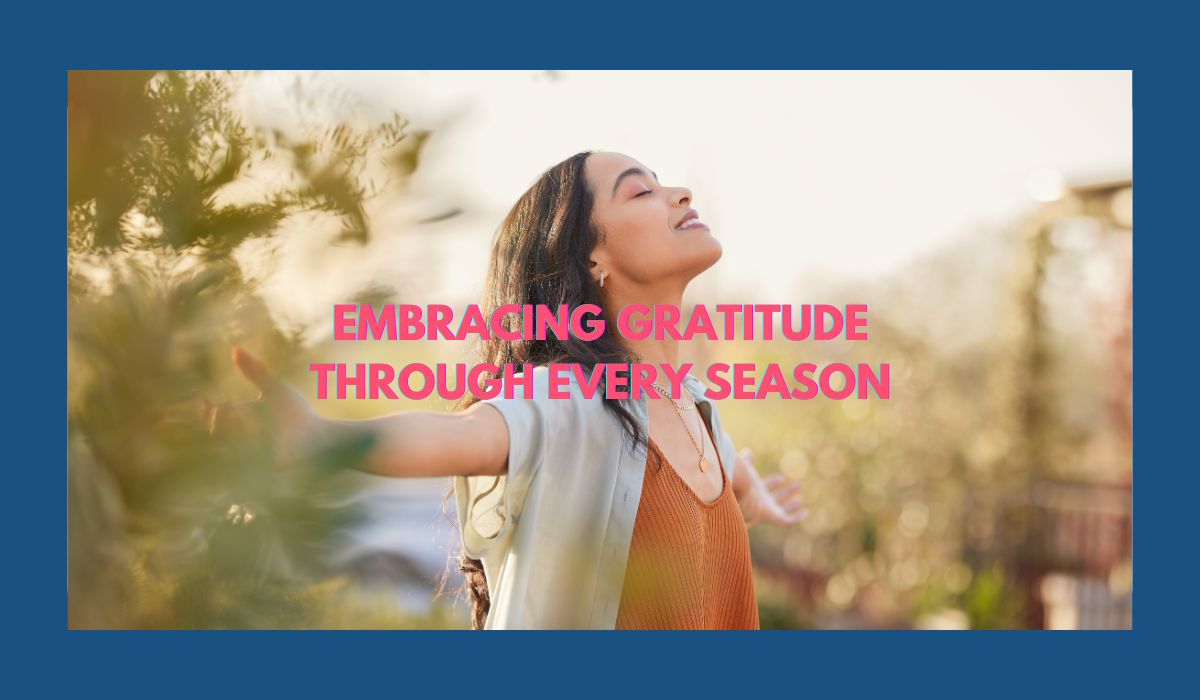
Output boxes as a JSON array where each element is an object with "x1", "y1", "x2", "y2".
[{"x1": 614, "y1": 422, "x2": 761, "y2": 630}]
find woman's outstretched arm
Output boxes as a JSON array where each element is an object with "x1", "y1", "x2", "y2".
[
  {"x1": 327, "y1": 401, "x2": 509, "y2": 478},
  {"x1": 224, "y1": 346, "x2": 509, "y2": 479}
]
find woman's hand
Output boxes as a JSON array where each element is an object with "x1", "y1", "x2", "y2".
[
  {"x1": 202, "y1": 346, "x2": 329, "y2": 469},
  {"x1": 733, "y1": 448, "x2": 808, "y2": 527}
]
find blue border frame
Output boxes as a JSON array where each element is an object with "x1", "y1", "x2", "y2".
[{"x1": 20, "y1": 2, "x2": 1188, "y2": 695}]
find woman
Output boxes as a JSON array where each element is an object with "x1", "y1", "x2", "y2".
[{"x1": 224, "y1": 151, "x2": 807, "y2": 629}]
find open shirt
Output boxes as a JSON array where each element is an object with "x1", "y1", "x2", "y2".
[{"x1": 454, "y1": 365, "x2": 740, "y2": 629}]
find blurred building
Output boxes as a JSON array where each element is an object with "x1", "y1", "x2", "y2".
[
  {"x1": 749, "y1": 174, "x2": 1133, "y2": 630},
  {"x1": 989, "y1": 175, "x2": 1133, "y2": 629}
]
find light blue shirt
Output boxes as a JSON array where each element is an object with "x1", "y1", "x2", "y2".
[{"x1": 454, "y1": 365, "x2": 740, "y2": 629}]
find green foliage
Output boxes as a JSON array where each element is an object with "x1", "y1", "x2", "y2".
[
  {"x1": 68, "y1": 70, "x2": 418, "y2": 257},
  {"x1": 961, "y1": 565, "x2": 1026, "y2": 630},
  {"x1": 67, "y1": 70, "x2": 436, "y2": 628}
]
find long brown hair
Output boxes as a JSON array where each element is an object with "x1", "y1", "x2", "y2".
[{"x1": 439, "y1": 151, "x2": 648, "y2": 629}]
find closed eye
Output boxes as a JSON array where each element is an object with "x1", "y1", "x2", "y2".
[{"x1": 634, "y1": 189, "x2": 652, "y2": 198}]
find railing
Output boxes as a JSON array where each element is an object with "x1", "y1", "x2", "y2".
[{"x1": 978, "y1": 478, "x2": 1133, "y2": 629}]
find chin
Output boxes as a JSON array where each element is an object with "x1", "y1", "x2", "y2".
[
  {"x1": 696, "y1": 234, "x2": 723, "y2": 264},
  {"x1": 686, "y1": 240, "x2": 723, "y2": 276}
]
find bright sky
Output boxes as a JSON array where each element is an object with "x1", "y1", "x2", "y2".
[{"x1": 237, "y1": 70, "x2": 1132, "y2": 335}]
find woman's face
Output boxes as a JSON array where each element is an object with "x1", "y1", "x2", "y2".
[{"x1": 584, "y1": 151, "x2": 722, "y2": 293}]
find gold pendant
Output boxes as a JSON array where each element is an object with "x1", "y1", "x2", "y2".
[{"x1": 699, "y1": 456, "x2": 708, "y2": 472}]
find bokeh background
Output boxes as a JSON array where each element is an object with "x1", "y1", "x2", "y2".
[{"x1": 68, "y1": 70, "x2": 1132, "y2": 629}]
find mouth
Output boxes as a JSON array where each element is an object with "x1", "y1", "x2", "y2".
[{"x1": 673, "y1": 209, "x2": 709, "y2": 231}]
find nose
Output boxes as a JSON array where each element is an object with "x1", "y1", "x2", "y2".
[{"x1": 672, "y1": 186, "x2": 692, "y2": 206}]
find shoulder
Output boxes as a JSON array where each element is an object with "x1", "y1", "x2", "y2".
[
  {"x1": 512, "y1": 365, "x2": 605, "y2": 405},
  {"x1": 476, "y1": 365, "x2": 622, "y2": 485},
  {"x1": 482, "y1": 364, "x2": 611, "y2": 429}
]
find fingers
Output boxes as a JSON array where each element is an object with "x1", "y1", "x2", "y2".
[
  {"x1": 231, "y1": 345, "x2": 282, "y2": 399},
  {"x1": 770, "y1": 500, "x2": 808, "y2": 526},
  {"x1": 740, "y1": 453, "x2": 811, "y2": 527},
  {"x1": 760, "y1": 475, "x2": 809, "y2": 525},
  {"x1": 784, "y1": 498, "x2": 808, "y2": 516},
  {"x1": 771, "y1": 481, "x2": 804, "y2": 502}
]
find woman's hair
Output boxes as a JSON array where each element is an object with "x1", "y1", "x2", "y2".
[{"x1": 439, "y1": 151, "x2": 648, "y2": 629}]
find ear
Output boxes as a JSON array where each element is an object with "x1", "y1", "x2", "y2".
[{"x1": 588, "y1": 245, "x2": 614, "y2": 281}]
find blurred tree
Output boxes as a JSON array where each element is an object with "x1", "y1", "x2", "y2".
[{"x1": 67, "y1": 70, "x2": 434, "y2": 628}]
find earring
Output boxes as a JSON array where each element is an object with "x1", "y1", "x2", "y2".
[{"x1": 599, "y1": 271, "x2": 606, "y2": 288}]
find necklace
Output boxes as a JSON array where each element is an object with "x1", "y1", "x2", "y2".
[
  {"x1": 650, "y1": 382, "x2": 696, "y2": 411},
  {"x1": 660, "y1": 391, "x2": 709, "y2": 472}
]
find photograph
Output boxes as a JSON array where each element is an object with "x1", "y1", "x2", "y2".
[{"x1": 67, "y1": 69, "x2": 1132, "y2": 630}]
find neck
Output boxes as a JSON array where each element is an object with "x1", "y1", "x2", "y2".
[{"x1": 603, "y1": 283, "x2": 684, "y2": 369}]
